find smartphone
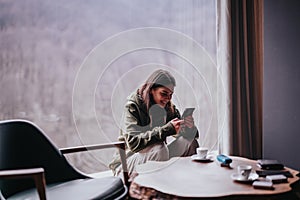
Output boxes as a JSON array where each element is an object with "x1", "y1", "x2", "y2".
[{"x1": 182, "y1": 108, "x2": 195, "y2": 118}]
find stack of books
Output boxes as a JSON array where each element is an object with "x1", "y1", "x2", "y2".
[
  {"x1": 257, "y1": 159, "x2": 284, "y2": 170},
  {"x1": 256, "y1": 159, "x2": 293, "y2": 178}
]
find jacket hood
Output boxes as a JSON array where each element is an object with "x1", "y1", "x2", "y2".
[{"x1": 127, "y1": 91, "x2": 148, "y2": 115}]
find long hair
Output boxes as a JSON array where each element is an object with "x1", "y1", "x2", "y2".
[{"x1": 138, "y1": 69, "x2": 176, "y2": 113}]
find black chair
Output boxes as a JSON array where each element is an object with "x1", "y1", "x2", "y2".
[{"x1": 0, "y1": 119, "x2": 129, "y2": 200}]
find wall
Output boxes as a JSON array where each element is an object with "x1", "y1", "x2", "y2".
[{"x1": 264, "y1": 0, "x2": 300, "y2": 170}]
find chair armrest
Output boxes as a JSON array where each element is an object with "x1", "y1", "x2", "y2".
[
  {"x1": 0, "y1": 168, "x2": 46, "y2": 200},
  {"x1": 59, "y1": 141, "x2": 129, "y2": 186}
]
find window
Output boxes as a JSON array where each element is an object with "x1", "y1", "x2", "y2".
[{"x1": 0, "y1": 0, "x2": 221, "y2": 173}]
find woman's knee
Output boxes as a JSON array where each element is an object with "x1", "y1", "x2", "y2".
[
  {"x1": 168, "y1": 136, "x2": 199, "y2": 157},
  {"x1": 147, "y1": 143, "x2": 169, "y2": 161}
]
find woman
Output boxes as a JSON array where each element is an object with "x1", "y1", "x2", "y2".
[{"x1": 109, "y1": 69, "x2": 199, "y2": 177}]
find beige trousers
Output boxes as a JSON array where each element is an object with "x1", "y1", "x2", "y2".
[{"x1": 116, "y1": 136, "x2": 199, "y2": 178}]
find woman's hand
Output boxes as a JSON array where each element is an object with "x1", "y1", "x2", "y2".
[
  {"x1": 170, "y1": 118, "x2": 184, "y2": 134},
  {"x1": 183, "y1": 115, "x2": 195, "y2": 129}
]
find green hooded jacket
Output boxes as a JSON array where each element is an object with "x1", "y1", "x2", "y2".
[{"x1": 109, "y1": 91, "x2": 198, "y2": 172}]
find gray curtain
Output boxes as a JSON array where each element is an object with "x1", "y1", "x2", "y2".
[{"x1": 217, "y1": 0, "x2": 263, "y2": 159}]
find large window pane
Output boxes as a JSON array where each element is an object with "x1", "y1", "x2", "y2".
[{"x1": 0, "y1": 0, "x2": 218, "y2": 173}]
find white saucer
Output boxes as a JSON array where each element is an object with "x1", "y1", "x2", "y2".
[
  {"x1": 231, "y1": 172, "x2": 259, "y2": 182},
  {"x1": 191, "y1": 154, "x2": 213, "y2": 162}
]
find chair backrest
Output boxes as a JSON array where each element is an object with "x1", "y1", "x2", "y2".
[{"x1": 0, "y1": 119, "x2": 86, "y2": 197}]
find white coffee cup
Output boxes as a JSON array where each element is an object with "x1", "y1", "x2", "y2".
[
  {"x1": 197, "y1": 147, "x2": 208, "y2": 159},
  {"x1": 237, "y1": 165, "x2": 252, "y2": 180}
]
